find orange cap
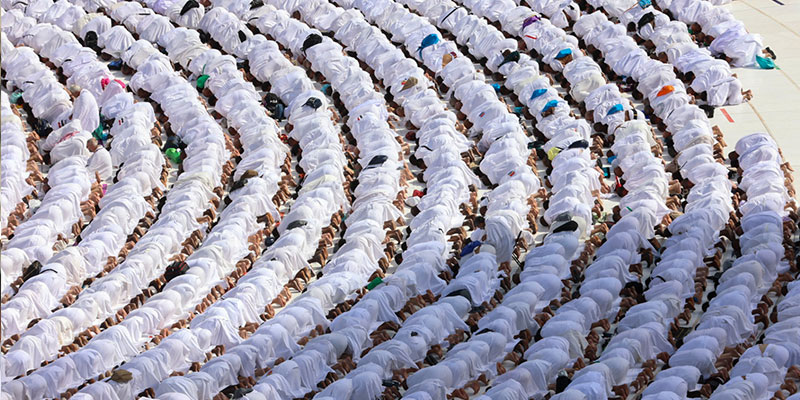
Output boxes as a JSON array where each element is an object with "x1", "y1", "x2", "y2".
[{"x1": 657, "y1": 85, "x2": 674, "y2": 97}]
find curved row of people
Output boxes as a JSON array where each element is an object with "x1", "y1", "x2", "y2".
[
  {"x1": 573, "y1": 0, "x2": 751, "y2": 107},
  {"x1": 1, "y1": 4, "x2": 170, "y2": 340},
  {"x1": 0, "y1": 93, "x2": 36, "y2": 280},
  {"x1": 649, "y1": 0, "x2": 776, "y2": 68},
  {"x1": 62, "y1": 0, "x2": 406, "y2": 396},
  {"x1": 0, "y1": 92, "x2": 36, "y2": 237},
  {"x1": 418, "y1": 0, "x2": 764, "y2": 400},
  {"x1": 142, "y1": 0, "x2": 486, "y2": 397},
  {"x1": 680, "y1": 133, "x2": 795, "y2": 400},
  {"x1": 0, "y1": 24, "x2": 94, "y2": 297},
  {"x1": 0, "y1": 2, "x2": 236, "y2": 396},
  {"x1": 299, "y1": 1, "x2": 605, "y2": 399},
  {"x1": 147, "y1": 0, "x2": 552, "y2": 396}
]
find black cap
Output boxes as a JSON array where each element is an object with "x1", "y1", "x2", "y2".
[
  {"x1": 286, "y1": 219, "x2": 308, "y2": 230},
  {"x1": 552, "y1": 220, "x2": 579, "y2": 233},
  {"x1": 180, "y1": 0, "x2": 199, "y2": 15},
  {"x1": 368, "y1": 154, "x2": 389, "y2": 166},
  {"x1": 568, "y1": 139, "x2": 589, "y2": 149},
  {"x1": 304, "y1": 97, "x2": 322, "y2": 110},
  {"x1": 637, "y1": 12, "x2": 655, "y2": 30}
]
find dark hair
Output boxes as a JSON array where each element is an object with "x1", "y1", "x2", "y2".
[
  {"x1": 624, "y1": 281, "x2": 644, "y2": 296},
  {"x1": 555, "y1": 375, "x2": 572, "y2": 393},
  {"x1": 84, "y1": 31, "x2": 98, "y2": 48},
  {"x1": 301, "y1": 33, "x2": 323, "y2": 55}
]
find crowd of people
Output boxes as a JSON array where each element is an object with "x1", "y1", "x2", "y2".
[{"x1": 0, "y1": 0, "x2": 796, "y2": 398}]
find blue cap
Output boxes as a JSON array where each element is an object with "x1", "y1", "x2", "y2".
[
  {"x1": 491, "y1": 83, "x2": 502, "y2": 92},
  {"x1": 417, "y1": 34, "x2": 440, "y2": 57},
  {"x1": 542, "y1": 99, "x2": 559, "y2": 114},
  {"x1": 460, "y1": 240, "x2": 481, "y2": 257},
  {"x1": 530, "y1": 88, "x2": 548, "y2": 100},
  {"x1": 555, "y1": 48, "x2": 573, "y2": 59},
  {"x1": 320, "y1": 83, "x2": 332, "y2": 95},
  {"x1": 607, "y1": 103, "x2": 624, "y2": 116}
]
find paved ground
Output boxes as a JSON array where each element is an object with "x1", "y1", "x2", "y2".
[{"x1": 710, "y1": 0, "x2": 800, "y2": 183}]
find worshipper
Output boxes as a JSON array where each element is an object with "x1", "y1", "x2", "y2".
[
  {"x1": 85, "y1": 138, "x2": 113, "y2": 182},
  {"x1": 2, "y1": 0, "x2": 794, "y2": 398}
]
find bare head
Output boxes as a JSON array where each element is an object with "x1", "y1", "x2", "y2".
[
  {"x1": 87, "y1": 138, "x2": 99, "y2": 152},
  {"x1": 68, "y1": 84, "x2": 82, "y2": 98}
]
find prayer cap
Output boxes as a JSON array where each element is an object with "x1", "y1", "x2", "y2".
[
  {"x1": 498, "y1": 51, "x2": 520, "y2": 68},
  {"x1": 196, "y1": 74, "x2": 209, "y2": 89},
  {"x1": 366, "y1": 277, "x2": 383, "y2": 290},
  {"x1": 304, "y1": 97, "x2": 322, "y2": 110},
  {"x1": 551, "y1": 212, "x2": 586, "y2": 235},
  {"x1": 607, "y1": 103, "x2": 624, "y2": 116},
  {"x1": 460, "y1": 241, "x2": 481, "y2": 257},
  {"x1": 656, "y1": 85, "x2": 674, "y2": 97},
  {"x1": 637, "y1": 12, "x2": 655, "y2": 29},
  {"x1": 552, "y1": 220, "x2": 580, "y2": 233},
  {"x1": 522, "y1": 15, "x2": 541, "y2": 30},
  {"x1": 417, "y1": 34, "x2": 440, "y2": 57},
  {"x1": 547, "y1": 147, "x2": 562, "y2": 160},
  {"x1": 180, "y1": 0, "x2": 199, "y2": 15},
  {"x1": 568, "y1": 139, "x2": 589, "y2": 149},
  {"x1": 92, "y1": 124, "x2": 108, "y2": 141},
  {"x1": 368, "y1": 155, "x2": 389, "y2": 166},
  {"x1": 530, "y1": 88, "x2": 548, "y2": 100},
  {"x1": 541, "y1": 99, "x2": 560, "y2": 113},
  {"x1": 165, "y1": 148, "x2": 182, "y2": 163},
  {"x1": 555, "y1": 48, "x2": 573, "y2": 59},
  {"x1": 286, "y1": 220, "x2": 308, "y2": 230}
]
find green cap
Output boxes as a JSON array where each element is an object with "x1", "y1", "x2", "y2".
[
  {"x1": 93, "y1": 123, "x2": 108, "y2": 141},
  {"x1": 366, "y1": 277, "x2": 383, "y2": 290},
  {"x1": 166, "y1": 147, "x2": 182, "y2": 164},
  {"x1": 9, "y1": 91, "x2": 23, "y2": 104},
  {"x1": 196, "y1": 74, "x2": 210, "y2": 89}
]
